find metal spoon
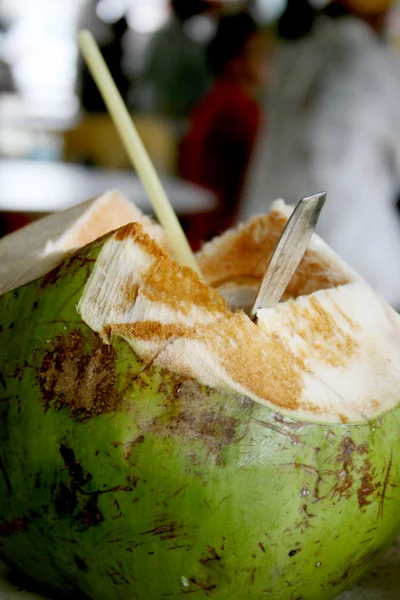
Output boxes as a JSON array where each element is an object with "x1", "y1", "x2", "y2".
[{"x1": 251, "y1": 192, "x2": 326, "y2": 321}]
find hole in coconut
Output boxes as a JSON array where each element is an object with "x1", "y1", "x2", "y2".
[
  {"x1": 198, "y1": 208, "x2": 358, "y2": 316},
  {"x1": 217, "y1": 282, "x2": 259, "y2": 315},
  {"x1": 215, "y1": 259, "x2": 355, "y2": 316}
]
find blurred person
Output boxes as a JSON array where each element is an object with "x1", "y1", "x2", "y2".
[
  {"x1": 0, "y1": 19, "x2": 14, "y2": 92},
  {"x1": 242, "y1": 0, "x2": 400, "y2": 307},
  {"x1": 180, "y1": 12, "x2": 271, "y2": 247},
  {"x1": 142, "y1": 0, "x2": 213, "y2": 119},
  {"x1": 80, "y1": 16, "x2": 129, "y2": 112},
  {"x1": 0, "y1": 57, "x2": 13, "y2": 92}
]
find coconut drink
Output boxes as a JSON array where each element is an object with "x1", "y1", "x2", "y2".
[{"x1": 0, "y1": 190, "x2": 399, "y2": 600}]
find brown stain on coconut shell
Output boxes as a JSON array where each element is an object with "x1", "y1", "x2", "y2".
[
  {"x1": 136, "y1": 380, "x2": 251, "y2": 465},
  {"x1": 357, "y1": 460, "x2": 379, "y2": 509},
  {"x1": 329, "y1": 438, "x2": 382, "y2": 508},
  {"x1": 331, "y1": 437, "x2": 358, "y2": 501},
  {"x1": 38, "y1": 330, "x2": 123, "y2": 418}
]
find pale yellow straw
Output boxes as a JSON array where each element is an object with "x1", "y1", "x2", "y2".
[{"x1": 78, "y1": 29, "x2": 202, "y2": 276}]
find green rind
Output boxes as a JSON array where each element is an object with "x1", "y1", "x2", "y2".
[{"x1": 0, "y1": 241, "x2": 399, "y2": 600}]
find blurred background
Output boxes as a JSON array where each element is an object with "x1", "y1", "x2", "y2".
[{"x1": 1, "y1": 0, "x2": 400, "y2": 305}]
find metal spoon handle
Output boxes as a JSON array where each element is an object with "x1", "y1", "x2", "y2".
[{"x1": 251, "y1": 192, "x2": 326, "y2": 319}]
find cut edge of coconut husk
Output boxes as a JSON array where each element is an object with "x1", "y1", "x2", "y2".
[
  {"x1": 77, "y1": 200, "x2": 400, "y2": 425},
  {"x1": 0, "y1": 189, "x2": 167, "y2": 297}
]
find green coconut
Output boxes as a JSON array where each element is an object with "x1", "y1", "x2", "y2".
[{"x1": 0, "y1": 191, "x2": 399, "y2": 600}]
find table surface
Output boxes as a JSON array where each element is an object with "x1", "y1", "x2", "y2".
[
  {"x1": 0, "y1": 159, "x2": 216, "y2": 215},
  {"x1": 0, "y1": 538, "x2": 399, "y2": 599}
]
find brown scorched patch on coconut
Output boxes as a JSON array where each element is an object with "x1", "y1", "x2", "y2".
[
  {"x1": 141, "y1": 258, "x2": 229, "y2": 316},
  {"x1": 118, "y1": 276, "x2": 139, "y2": 308},
  {"x1": 115, "y1": 222, "x2": 168, "y2": 257},
  {"x1": 38, "y1": 330, "x2": 123, "y2": 418},
  {"x1": 112, "y1": 321, "x2": 195, "y2": 342},
  {"x1": 285, "y1": 295, "x2": 359, "y2": 367},
  {"x1": 201, "y1": 314, "x2": 307, "y2": 413},
  {"x1": 116, "y1": 221, "x2": 228, "y2": 316}
]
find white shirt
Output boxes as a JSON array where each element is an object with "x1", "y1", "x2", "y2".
[{"x1": 242, "y1": 17, "x2": 400, "y2": 307}]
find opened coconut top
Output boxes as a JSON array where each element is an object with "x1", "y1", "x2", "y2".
[{"x1": 1, "y1": 190, "x2": 400, "y2": 424}]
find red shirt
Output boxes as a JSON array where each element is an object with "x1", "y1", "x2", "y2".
[{"x1": 180, "y1": 79, "x2": 261, "y2": 234}]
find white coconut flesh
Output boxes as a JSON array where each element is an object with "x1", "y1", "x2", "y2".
[{"x1": 1, "y1": 192, "x2": 400, "y2": 425}]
